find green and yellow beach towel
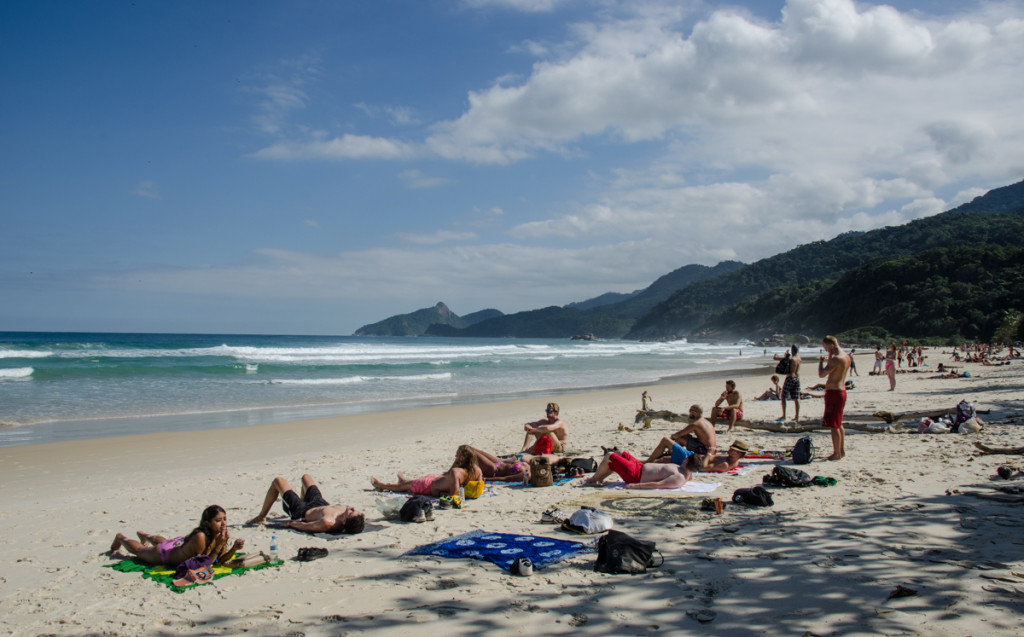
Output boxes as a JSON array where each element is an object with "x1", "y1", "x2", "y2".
[{"x1": 105, "y1": 555, "x2": 283, "y2": 593}]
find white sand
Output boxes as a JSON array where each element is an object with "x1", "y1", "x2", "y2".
[{"x1": 2, "y1": 352, "x2": 1024, "y2": 636}]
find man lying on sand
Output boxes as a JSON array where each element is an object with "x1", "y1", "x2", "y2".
[
  {"x1": 248, "y1": 474, "x2": 365, "y2": 535},
  {"x1": 583, "y1": 450, "x2": 703, "y2": 489},
  {"x1": 703, "y1": 440, "x2": 749, "y2": 473},
  {"x1": 519, "y1": 402, "x2": 569, "y2": 454}
]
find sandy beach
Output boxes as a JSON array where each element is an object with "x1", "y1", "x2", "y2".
[{"x1": 2, "y1": 352, "x2": 1023, "y2": 636}]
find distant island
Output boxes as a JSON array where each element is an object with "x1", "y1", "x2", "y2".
[{"x1": 354, "y1": 179, "x2": 1024, "y2": 345}]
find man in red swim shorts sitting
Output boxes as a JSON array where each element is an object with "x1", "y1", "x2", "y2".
[
  {"x1": 520, "y1": 402, "x2": 569, "y2": 454},
  {"x1": 710, "y1": 380, "x2": 745, "y2": 433},
  {"x1": 818, "y1": 335, "x2": 852, "y2": 461},
  {"x1": 582, "y1": 450, "x2": 702, "y2": 489}
]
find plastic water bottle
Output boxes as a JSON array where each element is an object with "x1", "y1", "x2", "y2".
[
  {"x1": 459, "y1": 484, "x2": 465, "y2": 501},
  {"x1": 269, "y1": 534, "x2": 278, "y2": 561}
]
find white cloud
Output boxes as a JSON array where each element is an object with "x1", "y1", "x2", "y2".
[
  {"x1": 252, "y1": 133, "x2": 416, "y2": 160},
  {"x1": 395, "y1": 230, "x2": 478, "y2": 244},
  {"x1": 398, "y1": 169, "x2": 451, "y2": 189},
  {"x1": 132, "y1": 181, "x2": 161, "y2": 199}
]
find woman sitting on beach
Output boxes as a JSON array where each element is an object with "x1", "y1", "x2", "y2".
[
  {"x1": 371, "y1": 444, "x2": 482, "y2": 497},
  {"x1": 467, "y1": 446, "x2": 531, "y2": 482},
  {"x1": 108, "y1": 504, "x2": 244, "y2": 568},
  {"x1": 754, "y1": 375, "x2": 782, "y2": 401}
]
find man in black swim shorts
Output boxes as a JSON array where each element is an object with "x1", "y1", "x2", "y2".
[{"x1": 247, "y1": 474, "x2": 365, "y2": 535}]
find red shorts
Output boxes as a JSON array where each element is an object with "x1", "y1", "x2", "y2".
[
  {"x1": 531, "y1": 435, "x2": 553, "y2": 455},
  {"x1": 822, "y1": 389, "x2": 846, "y2": 429},
  {"x1": 716, "y1": 408, "x2": 743, "y2": 421},
  {"x1": 608, "y1": 451, "x2": 644, "y2": 484}
]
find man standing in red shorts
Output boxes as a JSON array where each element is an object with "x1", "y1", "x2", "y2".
[
  {"x1": 818, "y1": 335, "x2": 852, "y2": 461},
  {"x1": 582, "y1": 450, "x2": 702, "y2": 489}
]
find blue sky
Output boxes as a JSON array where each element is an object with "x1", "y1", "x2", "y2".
[{"x1": 2, "y1": 0, "x2": 1023, "y2": 335}]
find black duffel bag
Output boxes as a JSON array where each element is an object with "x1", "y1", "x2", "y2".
[{"x1": 594, "y1": 529, "x2": 663, "y2": 575}]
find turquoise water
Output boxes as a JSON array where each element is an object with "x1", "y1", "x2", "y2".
[{"x1": 0, "y1": 332, "x2": 762, "y2": 446}]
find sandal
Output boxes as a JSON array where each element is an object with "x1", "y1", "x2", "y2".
[
  {"x1": 296, "y1": 547, "x2": 329, "y2": 562},
  {"x1": 540, "y1": 509, "x2": 567, "y2": 524}
]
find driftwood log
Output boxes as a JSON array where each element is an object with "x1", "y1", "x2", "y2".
[
  {"x1": 973, "y1": 442, "x2": 1024, "y2": 456},
  {"x1": 634, "y1": 409, "x2": 901, "y2": 434}
]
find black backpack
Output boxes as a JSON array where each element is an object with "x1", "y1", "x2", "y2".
[
  {"x1": 731, "y1": 485, "x2": 774, "y2": 507},
  {"x1": 791, "y1": 436, "x2": 814, "y2": 465},
  {"x1": 763, "y1": 465, "x2": 812, "y2": 488},
  {"x1": 775, "y1": 355, "x2": 791, "y2": 375},
  {"x1": 569, "y1": 457, "x2": 597, "y2": 473},
  {"x1": 594, "y1": 530, "x2": 663, "y2": 575}
]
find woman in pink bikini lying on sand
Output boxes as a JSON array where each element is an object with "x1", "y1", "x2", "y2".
[
  {"x1": 371, "y1": 445, "x2": 482, "y2": 497},
  {"x1": 108, "y1": 504, "x2": 244, "y2": 568}
]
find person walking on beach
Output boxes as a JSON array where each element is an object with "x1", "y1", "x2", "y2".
[
  {"x1": 848, "y1": 348, "x2": 859, "y2": 377},
  {"x1": 710, "y1": 381, "x2": 745, "y2": 433},
  {"x1": 818, "y1": 335, "x2": 852, "y2": 461},
  {"x1": 873, "y1": 346, "x2": 884, "y2": 374},
  {"x1": 248, "y1": 475, "x2": 365, "y2": 535},
  {"x1": 110, "y1": 504, "x2": 244, "y2": 567},
  {"x1": 520, "y1": 402, "x2": 569, "y2": 454},
  {"x1": 774, "y1": 345, "x2": 802, "y2": 422}
]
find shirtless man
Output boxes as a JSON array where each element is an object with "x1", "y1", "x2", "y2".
[
  {"x1": 520, "y1": 402, "x2": 569, "y2": 454},
  {"x1": 818, "y1": 335, "x2": 852, "y2": 461},
  {"x1": 703, "y1": 440, "x2": 749, "y2": 473},
  {"x1": 710, "y1": 380, "x2": 744, "y2": 433},
  {"x1": 247, "y1": 474, "x2": 365, "y2": 535},
  {"x1": 583, "y1": 450, "x2": 703, "y2": 489},
  {"x1": 774, "y1": 345, "x2": 802, "y2": 422},
  {"x1": 645, "y1": 404, "x2": 716, "y2": 467}
]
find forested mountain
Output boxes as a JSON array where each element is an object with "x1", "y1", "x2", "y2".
[
  {"x1": 697, "y1": 245, "x2": 1024, "y2": 343},
  {"x1": 423, "y1": 261, "x2": 744, "y2": 338},
  {"x1": 626, "y1": 180, "x2": 1024, "y2": 340},
  {"x1": 353, "y1": 302, "x2": 502, "y2": 336},
  {"x1": 357, "y1": 179, "x2": 1024, "y2": 343}
]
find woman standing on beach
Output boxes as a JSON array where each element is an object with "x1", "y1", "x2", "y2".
[
  {"x1": 885, "y1": 343, "x2": 898, "y2": 391},
  {"x1": 109, "y1": 504, "x2": 244, "y2": 567}
]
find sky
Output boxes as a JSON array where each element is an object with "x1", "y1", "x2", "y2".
[{"x1": 2, "y1": 0, "x2": 1023, "y2": 336}]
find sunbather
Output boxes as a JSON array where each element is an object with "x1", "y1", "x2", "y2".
[
  {"x1": 467, "y1": 446, "x2": 530, "y2": 482},
  {"x1": 703, "y1": 440, "x2": 749, "y2": 473},
  {"x1": 371, "y1": 444, "x2": 482, "y2": 496},
  {"x1": 109, "y1": 504, "x2": 244, "y2": 567},
  {"x1": 583, "y1": 450, "x2": 703, "y2": 489},
  {"x1": 247, "y1": 474, "x2": 365, "y2": 534},
  {"x1": 754, "y1": 376, "x2": 782, "y2": 401}
]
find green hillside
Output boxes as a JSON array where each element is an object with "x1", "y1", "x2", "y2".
[{"x1": 627, "y1": 180, "x2": 1024, "y2": 340}]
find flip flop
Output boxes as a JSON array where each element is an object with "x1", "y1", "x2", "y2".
[{"x1": 296, "y1": 547, "x2": 329, "y2": 562}]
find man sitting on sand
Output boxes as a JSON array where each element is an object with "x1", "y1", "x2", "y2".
[
  {"x1": 247, "y1": 474, "x2": 365, "y2": 534},
  {"x1": 703, "y1": 440, "x2": 749, "y2": 473},
  {"x1": 710, "y1": 380, "x2": 745, "y2": 432},
  {"x1": 584, "y1": 450, "x2": 703, "y2": 489},
  {"x1": 644, "y1": 404, "x2": 716, "y2": 466},
  {"x1": 520, "y1": 402, "x2": 569, "y2": 454}
]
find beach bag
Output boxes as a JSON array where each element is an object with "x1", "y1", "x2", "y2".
[
  {"x1": 569, "y1": 457, "x2": 597, "y2": 473},
  {"x1": 594, "y1": 530, "x2": 663, "y2": 575},
  {"x1": 561, "y1": 507, "x2": 613, "y2": 535},
  {"x1": 762, "y1": 465, "x2": 812, "y2": 488},
  {"x1": 529, "y1": 457, "x2": 554, "y2": 487},
  {"x1": 775, "y1": 356, "x2": 791, "y2": 375},
  {"x1": 171, "y1": 555, "x2": 214, "y2": 587},
  {"x1": 731, "y1": 485, "x2": 774, "y2": 507},
  {"x1": 791, "y1": 436, "x2": 814, "y2": 465},
  {"x1": 952, "y1": 400, "x2": 976, "y2": 432},
  {"x1": 400, "y1": 496, "x2": 435, "y2": 523}
]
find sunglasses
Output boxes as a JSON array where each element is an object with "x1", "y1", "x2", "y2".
[{"x1": 545, "y1": 409, "x2": 554, "y2": 414}]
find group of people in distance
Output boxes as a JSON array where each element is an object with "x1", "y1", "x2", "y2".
[{"x1": 110, "y1": 337, "x2": 853, "y2": 569}]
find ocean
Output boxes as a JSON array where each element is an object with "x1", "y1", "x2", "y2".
[{"x1": 0, "y1": 332, "x2": 764, "y2": 447}]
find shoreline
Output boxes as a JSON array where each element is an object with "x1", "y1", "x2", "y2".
[
  {"x1": 0, "y1": 358, "x2": 774, "y2": 448},
  {"x1": 3, "y1": 354, "x2": 1023, "y2": 636}
]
